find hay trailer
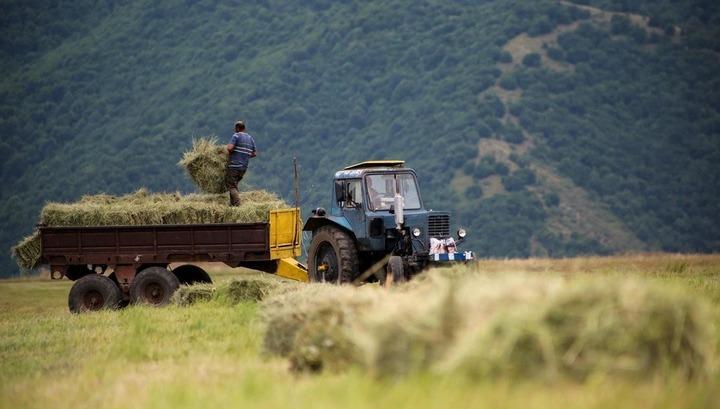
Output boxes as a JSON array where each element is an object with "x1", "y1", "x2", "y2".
[{"x1": 42, "y1": 208, "x2": 307, "y2": 313}]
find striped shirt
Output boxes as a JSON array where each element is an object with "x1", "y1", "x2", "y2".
[{"x1": 228, "y1": 132, "x2": 256, "y2": 169}]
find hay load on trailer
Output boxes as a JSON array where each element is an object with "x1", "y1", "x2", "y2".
[{"x1": 11, "y1": 189, "x2": 288, "y2": 270}]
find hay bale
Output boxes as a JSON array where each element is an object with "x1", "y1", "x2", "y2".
[
  {"x1": 172, "y1": 284, "x2": 216, "y2": 306},
  {"x1": 178, "y1": 137, "x2": 229, "y2": 194},
  {"x1": 11, "y1": 188, "x2": 289, "y2": 270},
  {"x1": 10, "y1": 232, "x2": 41, "y2": 271}
]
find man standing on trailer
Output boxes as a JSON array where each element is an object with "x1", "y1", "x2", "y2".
[{"x1": 224, "y1": 120, "x2": 257, "y2": 206}]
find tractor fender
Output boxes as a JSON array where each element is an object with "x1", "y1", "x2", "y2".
[{"x1": 303, "y1": 215, "x2": 356, "y2": 238}]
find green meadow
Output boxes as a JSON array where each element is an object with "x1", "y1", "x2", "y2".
[{"x1": 1, "y1": 255, "x2": 719, "y2": 409}]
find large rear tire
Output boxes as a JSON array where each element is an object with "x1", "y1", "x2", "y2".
[
  {"x1": 68, "y1": 275, "x2": 123, "y2": 313},
  {"x1": 308, "y1": 226, "x2": 359, "y2": 284},
  {"x1": 129, "y1": 266, "x2": 180, "y2": 306}
]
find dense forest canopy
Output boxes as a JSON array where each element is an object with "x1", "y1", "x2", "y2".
[{"x1": 1, "y1": 0, "x2": 719, "y2": 276}]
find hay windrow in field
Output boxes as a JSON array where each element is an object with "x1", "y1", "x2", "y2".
[
  {"x1": 173, "y1": 276, "x2": 301, "y2": 307},
  {"x1": 259, "y1": 268, "x2": 716, "y2": 380},
  {"x1": 10, "y1": 188, "x2": 288, "y2": 270},
  {"x1": 260, "y1": 285, "x2": 383, "y2": 371},
  {"x1": 178, "y1": 136, "x2": 229, "y2": 194},
  {"x1": 172, "y1": 284, "x2": 216, "y2": 306},
  {"x1": 219, "y1": 276, "x2": 301, "y2": 304}
]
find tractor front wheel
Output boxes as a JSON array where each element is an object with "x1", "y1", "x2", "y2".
[
  {"x1": 308, "y1": 226, "x2": 359, "y2": 284},
  {"x1": 384, "y1": 256, "x2": 405, "y2": 287}
]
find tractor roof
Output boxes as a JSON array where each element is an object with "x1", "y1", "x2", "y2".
[
  {"x1": 343, "y1": 160, "x2": 405, "y2": 170},
  {"x1": 335, "y1": 160, "x2": 414, "y2": 179}
]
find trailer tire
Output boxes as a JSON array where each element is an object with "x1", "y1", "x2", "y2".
[
  {"x1": 68, "y1": 274, "x2": 123, "y2": 313},
  {"x1": 308, "y1": 226, "x2": 359, "y2": 284},
  {"x1": 130, "y1": 266, "x2": 180, "y2": 307}
]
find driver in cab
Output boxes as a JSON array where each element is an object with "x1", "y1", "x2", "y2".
[{"x1": 367, "y1": 177, "x2": 390, "y2": 210}]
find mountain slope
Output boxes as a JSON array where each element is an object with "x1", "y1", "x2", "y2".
[{"x1": 1, "y1": 0, "x2": 719, "y2": 276}]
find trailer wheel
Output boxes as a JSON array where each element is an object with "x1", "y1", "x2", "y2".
[
  {"x1": 68, "y1": 275, "x2": 123, "y2": 313},
  {"x1": 130, "y1": 266, "x2": 180, "y2": 306},
  {"x1": 308, "y1": 226, "x2": 359, "y2": 284},
  {"x1": 171, "y1": 264, "x2": 212, "y2": 285}
]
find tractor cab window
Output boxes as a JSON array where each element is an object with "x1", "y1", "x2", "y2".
[
  {"x1": 344, "y1": 179, "x2": 363, "y2": 208},
  {"x1": 366, "y1": 173, "x2": 421, "y2": 211}
]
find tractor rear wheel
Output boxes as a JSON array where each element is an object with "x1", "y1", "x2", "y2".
[
  {"x1": 68, "y1": 274, "x2": 123, "y2": 313},
  {"x1": 130, "y1": 266, "x2": 180, "y2": 306},
  {"x1": 308, "y1": 226, "x2": 359, "y2": 284}
]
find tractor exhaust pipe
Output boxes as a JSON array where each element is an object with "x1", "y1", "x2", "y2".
[{"x1": 394, "y1": 193, "x2": 404, "y2": 229}]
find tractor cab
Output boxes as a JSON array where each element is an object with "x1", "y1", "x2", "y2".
[{"x1": 303, "y1": 160, "x2": 474, "y2": 284}]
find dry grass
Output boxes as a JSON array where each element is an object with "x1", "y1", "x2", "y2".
[
  {"x1": 259, "y1": 265, "x2": 716, "y2": 380},
  {"x1": 10, "y1": 233, "x2": 41, "y2": 270},
  {"x1": 178, "y1": 136, "x2": 229, "y2": 194},
  {"x1": 11, "y1": 188, "x2": 288, "y2": 270},
  {"x1": 173, "y1": 275, "x2": 301, "y2": 307},
  {"x1": 172, "y1": 284, "x2": 216, "y2": 306},
  {"x1": 440, "y1": 274, "x2": 712, "y2": 380},
  {"x1": 471, "y1": 253, "x2": 720, "y2": 276},
  {"x1": 260, "y1": 285, "x2": 383, "y2": 368},
  {"x1": 40, "y1": 189, "x2": 285, "y2": 226}
]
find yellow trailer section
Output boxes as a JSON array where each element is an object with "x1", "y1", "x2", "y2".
[{"x1": 267, "y1": 208, "x2": 308, "y2": 282}]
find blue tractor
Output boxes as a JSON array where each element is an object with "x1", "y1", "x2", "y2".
[{"x1": 303, "y1": 160, "x2": 474, "y2": 284}]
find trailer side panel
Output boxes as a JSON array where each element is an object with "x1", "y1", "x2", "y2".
[{"x1": 41, "y1": 223, "x2": 270, "y2": 267}]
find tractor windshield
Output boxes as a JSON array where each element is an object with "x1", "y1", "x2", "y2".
[{"x1": 366, "y1": 173, "x2": 421, "y2": 211}]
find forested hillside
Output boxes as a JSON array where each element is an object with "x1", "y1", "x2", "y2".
[{"x1": 1, "y1": 0, "x2": 719, "y2": 276}]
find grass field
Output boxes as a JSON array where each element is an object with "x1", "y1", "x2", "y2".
[{"x1": 1, "y1": 254, "x2": 719, "y2": 409}]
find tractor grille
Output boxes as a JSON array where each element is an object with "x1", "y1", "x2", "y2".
[{"x1": 428, "y1": 214, "x2": 450, "y2": 238}]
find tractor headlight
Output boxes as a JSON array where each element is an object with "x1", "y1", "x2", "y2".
[
  {"x1": 457, "y1": 228, "x2": 467, "y2": 238},
  {"x1": 412, "y1": 227, "x2": 422, "y2": 237}
]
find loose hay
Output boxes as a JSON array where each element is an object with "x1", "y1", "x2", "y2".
[
  {"x1": 228, "y1": 279, "x2": 275, "y2": 303},
  {"x1": 289, "y1": 305, "x2": 362, "y2": 373},
  {"x1": 178, "y1": 136, "x2": 229, "y2": 194},
  {"x1": 40, "y1": 189, "x2": 286, "y2": 227},
  {"x1": 172, "y1": 284, "x2": 216, "y2": 306},
  {"x1": 11, "y1": 188, "x2": 289, "y2": 270},
  {"x1": 10, "y1": 232, "x2": 41, "y2": 271},
  {"x1": 360, "y1": 281, "x2": 462, "y2": 377},
  {"x1": 260, "y1": 285, "x2": 382, "y2": 371},
  {"x1": 218, "y1": 276, "x2": 299, "y2": 304},
  {"x1": 173, "y1": 276, "x2": 301, "y2": 307},
  {"x1": 259, "y1": 269, "x2": 716, "y2": 380},
  {"x1": 441, "y1": 275, "x2": 714, "y2": 380}
]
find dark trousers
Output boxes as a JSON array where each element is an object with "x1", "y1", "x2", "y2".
[{"x1": 225, "y1": 167, "x2": 246, "y2": 206}]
